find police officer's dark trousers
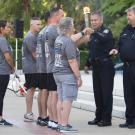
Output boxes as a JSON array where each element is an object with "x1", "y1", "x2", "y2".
[
  {"x1": 92, "y1": 59, "x2": 115, "y2": 122},
  {"x1": 123, "y1": 63, "x2": 135, "y2": 123}
]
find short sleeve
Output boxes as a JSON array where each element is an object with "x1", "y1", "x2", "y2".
[
  {"x1": 0, "y1": 38, "x2": 9, "y2": 53},
  {"x1": 25, "y1": 36, "x2": 37, "y2": 53},
  {"x1": 65, "y1": 39, "x2": 77, "y2": 60},
  {"x1": 48, "y1": 27, "x2": 58, "y2": 41}
]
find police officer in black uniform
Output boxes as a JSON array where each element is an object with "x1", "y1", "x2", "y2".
[
  {"x1": 87, "y1": 11, "x2": 115, "y2": 127},
  {"x1": 118, "y1": 6, "x2": 135, "y2": 129}
]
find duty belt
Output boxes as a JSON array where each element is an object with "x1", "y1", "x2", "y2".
[
  {"x1": 124, "y1": 61, "x2": 135, "y2": 66},
  {"x1": 92, "y1": 58, "x2": 110, "y2": 63}
]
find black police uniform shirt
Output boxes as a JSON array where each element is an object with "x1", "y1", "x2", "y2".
[
  {"x1": 119, "y1": 25, "x2": 135, "y2": 62},
  {"x1": 88, "y1": 25, "x2": 114, "y2": 61}
]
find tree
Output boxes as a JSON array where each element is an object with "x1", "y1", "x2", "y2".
[
  {"x1": 0, "y1": 0, "x2": 44, "y2": 29},
  {"x1": 0, "y1": 0, "x2": 102, "y2": 31},
  {"x1": 0, "y1": 0, "x2": 24, "y2": 20},
  {"x1": 101, "y1": 0, "x2": 135, "y2": 40}
]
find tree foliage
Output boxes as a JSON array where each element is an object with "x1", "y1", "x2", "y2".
[
  {"x1": 1, "y1": 0, "x2": 135, "y2": 39},
  {"x1": 102, "y1": 0, "x2": 135, "y2": 41},
  {"x1": 0, "y1": 0, "x2": 24, "y2": 19},
  {"x1": 0, "y1": 0, "x2": 102, "y2": 31}
]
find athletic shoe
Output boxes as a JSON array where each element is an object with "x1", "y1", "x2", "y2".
[
  {"x1": 51, "y1": 121, "x2": 58, "y2": 129},
  {"x1": 67, "y1": 124, "x2": 72, "y2": 128},
  {"x1": 24, "y1": 112, "x2": 36, "y2": 122},
  {"x1": 36, "y1": 117, "x2": 42, "y2": 125},
  {"x1": 37, "y1": 117, "x2": 49, "y2": 126},
  {"x1": 48, "y1": 121, "x2": 53, "y2": 128},
  {"x1": 57, "y1": 125, "x2": 78, "y2": 133},
  {"x1": 0, "y1": 119, "x2": 13, "y2": 126}
]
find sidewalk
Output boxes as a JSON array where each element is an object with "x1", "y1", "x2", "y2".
[
  {"x1": 1, "y1": 89, "x2": 135, "y2": 135},
  {"x1": 73, "y1": 71, "x2": 125, "y2": 118}
]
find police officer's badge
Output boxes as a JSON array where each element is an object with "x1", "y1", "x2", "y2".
[{"x1": 103, "y1": 29, "x2": 109, "y2": 33}]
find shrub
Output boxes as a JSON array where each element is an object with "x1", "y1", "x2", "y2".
[{"x1": 80, "y1": 50, "x2": 89, "y2": 70}]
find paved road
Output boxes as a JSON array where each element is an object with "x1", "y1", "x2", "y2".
[{"x1": 1, "y1": 90, "x2": 135, "y2": 135}]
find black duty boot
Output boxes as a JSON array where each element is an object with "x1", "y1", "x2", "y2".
[
  {"x1": 119, "y1": 122, "x2": 129, "y2": 128},
  {"x1": 88, "y1": 118, "x2": 100, "y2": 125},
  {"x1": 97, "y1": 120, "x2": 112, "y2": 127}
]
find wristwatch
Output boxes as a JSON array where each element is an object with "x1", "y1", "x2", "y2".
[{"x1": 81, "y1": 31, "x2": 85, "y2": 36}]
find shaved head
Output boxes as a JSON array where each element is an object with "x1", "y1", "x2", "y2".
[{"x1": 30, "y1": 17, "x2": 41, "y2": 33}]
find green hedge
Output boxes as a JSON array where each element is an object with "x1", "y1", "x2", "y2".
[
  {"x1": 80, "y1": 51, "x2": 89, "y2": 70},
  {"x1": 9, "y1": 38, "x2": 23, "y2": 49},
  {"x1": 13, "y1": 49, "x2": 22, "y2": 69}
]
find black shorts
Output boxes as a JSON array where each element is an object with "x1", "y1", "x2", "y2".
[
  {"x1": 36, "y1": 73, "x2": 47, "y2": 90},
  {"x1": 24, "y1": 73, "x2": 38, "y2": 89},
  {"x1": 46, "y1": 73, "x2": 57, "y2": 91}
]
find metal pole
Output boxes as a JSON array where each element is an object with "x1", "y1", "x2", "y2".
[{"x1": 15, "y1": 38, "x2": 18, "y2": 70}]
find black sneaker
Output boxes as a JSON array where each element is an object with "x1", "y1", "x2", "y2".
[
  {"x1": 37, "y1": 117, "x2": 49, "y2": 126},
  {"x1": 0, "y1": 119, "x2": 13, "y2": 126},
  {"x1": 67, "y1": 124, "x2": 72, "y2": 128},
  {"x1": 36, "y1": 117, "x2": 42, "y2": 125}
]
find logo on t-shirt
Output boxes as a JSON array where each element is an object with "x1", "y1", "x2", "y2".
[{"x1": 54, "y1": 43, "x2": 63, "y2": 67}]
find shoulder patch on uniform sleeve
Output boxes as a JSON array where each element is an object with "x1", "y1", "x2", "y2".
[{"x1": 103, "y1": 29, "x2": 109, "y2": 33}]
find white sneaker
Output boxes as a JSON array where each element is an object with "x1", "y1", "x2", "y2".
[
  {"x1": 47, "y1": 121, "x2": 53, "y2": 128},
  {"x1": 24, "y1": 112, "x2": 36, "y2": 122},
  {"x1": 51, "y1": 121, "x2": 58, "y2": 129}
]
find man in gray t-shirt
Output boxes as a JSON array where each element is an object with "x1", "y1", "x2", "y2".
[
  {"x1": 45, "y1": 25, "x2": 58, "y2": 73},
  {"x1": 40, "y1": 7, "x2": 64, "y2": 128},
  {"x1": 36, "y1": 26, "x2": 50, "y2": 126},
  {"x1": 22, "y1": 18, "x2": 41, "y2": 122},
  {"x1": 22, "y1": 31, "x2": 37, "y2": 74},
  {"x1": 52, "y1": 17, "x2": 82, "y2": 132},
  {"x1": 42, "y1": 8, "x2": 90, "y2": 128},
  {"x1": 36, "y1": 27, "x2": 47, "y2": 73},
  {"x1": 53, "y1": 36, "x2": 80, "y2": 75}
]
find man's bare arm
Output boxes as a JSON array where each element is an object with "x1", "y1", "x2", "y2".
[{"x1": 4, "y1": 52, "x2": 15, "y2": 72}]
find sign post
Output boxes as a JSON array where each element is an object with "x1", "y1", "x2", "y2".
[{"x1": 15, "y1": 38, "x2": 18, "y2": 70}]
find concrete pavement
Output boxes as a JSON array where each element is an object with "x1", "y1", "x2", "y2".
[
  {"x1": 1, "y1": 88, "x2": 135, "y2": 135},
  {"x1": 73, "y1": 71, "x2": 126, "y2": 118}
]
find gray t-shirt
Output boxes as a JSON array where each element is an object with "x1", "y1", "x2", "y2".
[
  {"x1": 52, "y1": 35, "x2": 80, "y2": 75},
  {"x1": 36, "y1": 27, "x2": 47, "y2": 73},
  {"x1": 22, "y1": 31, "x2": 37, "y2": 74},
  {"x1": 0, "y1": 37, "x2": 13, "y2": 75},
  {"x1": 45, "y1": 25, "x2": 58, "y2": 73}
]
